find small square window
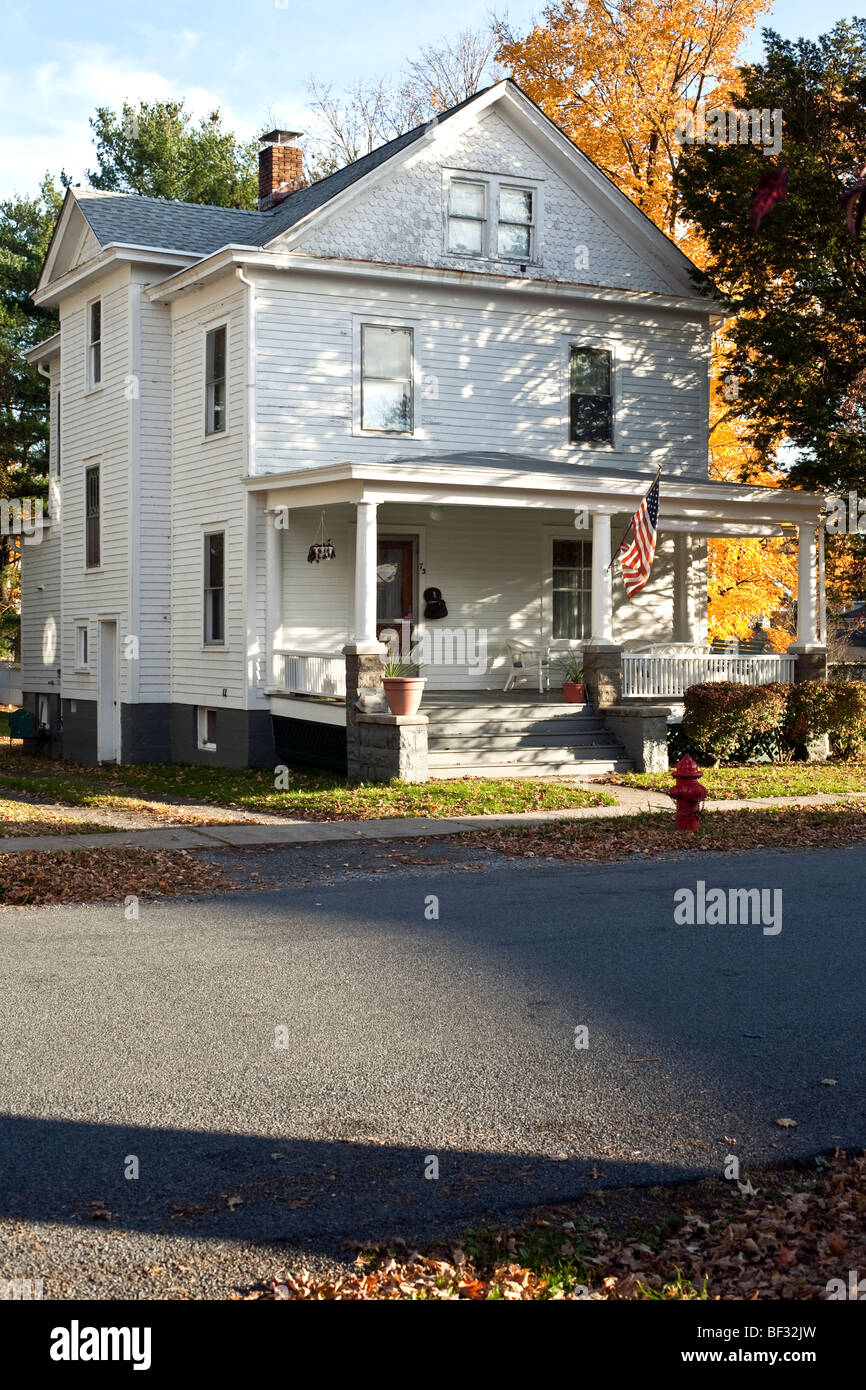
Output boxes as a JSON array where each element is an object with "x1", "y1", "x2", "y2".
[
  {"x1": 197, "y1": 707, "x2": 217, "y2": 751},
  {"x1": 75, "y1": 624, "x2": 89, "y2": 669}
]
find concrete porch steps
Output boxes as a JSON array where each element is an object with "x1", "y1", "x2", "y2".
[{"x1": 424, "y1": 697, "x2": 633, "y2": 780}]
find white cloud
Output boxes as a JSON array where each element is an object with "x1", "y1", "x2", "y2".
[{"x1": 0, "y1": 41, "x2": 258, "y2": 197}]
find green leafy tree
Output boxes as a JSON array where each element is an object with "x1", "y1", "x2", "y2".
[
  {"x1": 677, "y1": 19, "x2": 866, "y2": 492},
  {"x1": 0, "y1": 176, "x2": 63, "y2": 655},
  {"x1": 87, "y1": 101, "x2": 259, "y2": 208}
]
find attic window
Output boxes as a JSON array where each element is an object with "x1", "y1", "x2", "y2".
[
  {"x1": 87, "y1": 300, "x2": 102, "y2": 388},
  {"x1": 448, "y1": 181, "x2": 486, "y2": 255},
  {"x1": 498, "y1": 187, "x2": 534, "y2": 259}
]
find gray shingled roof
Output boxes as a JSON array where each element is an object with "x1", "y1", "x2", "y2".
[{"x1": 72, "y1": 87, "x2": 492, "y2": 260}]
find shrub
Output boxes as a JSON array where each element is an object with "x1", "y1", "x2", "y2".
[
  {"x1": 682, "y1": 682, "x2": 788, "y2": 765},
  {"x1": 681, "y1": 679, "x2": 866, "y2": 764},
  {"x1": 784, "y1": 681, "x2": 866, "y2": 759}
]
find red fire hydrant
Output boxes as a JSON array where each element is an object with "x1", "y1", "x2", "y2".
[{"x1": 668, "y1": 755, "x2": 708, "y2": 832}]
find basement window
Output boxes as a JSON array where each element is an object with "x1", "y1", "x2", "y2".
[{"x1": 197, "y1": 707, "x2": 217, "y2": 752}]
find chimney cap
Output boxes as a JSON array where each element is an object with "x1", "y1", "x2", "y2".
[{"x1": 259, "y1": 129, "x2": 302, "y2": 145}]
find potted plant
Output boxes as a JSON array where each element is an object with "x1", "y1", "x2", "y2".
[
  {"x1": 382, "y1": 651, "x2": 426, "y2": 716},
  {"x1": 557, "y1": 654, "x2": 587, "y2": 704}
]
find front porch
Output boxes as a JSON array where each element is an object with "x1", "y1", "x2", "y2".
[{"x1": 249, "y1": 453, "x2": 826, "y2": 779}]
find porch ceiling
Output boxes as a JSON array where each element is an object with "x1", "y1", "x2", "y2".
[{"x1": 245, "y1": 452, "x2": 823, "y2": 528}]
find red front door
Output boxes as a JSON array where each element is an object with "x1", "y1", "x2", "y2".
[{"x1": 376, "y1": 537, "x2": 415, "y2": 646}]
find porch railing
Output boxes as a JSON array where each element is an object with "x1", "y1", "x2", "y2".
[
  {"x1": 272, "y1": 651, "x2": 346, "y2": 699},
  {"x1": 622, "y1": 652, "x2": 795, "y2": 698}
]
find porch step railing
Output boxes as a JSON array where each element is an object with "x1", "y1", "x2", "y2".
[
  {"x1": 272, "y1": 651, "x2": 346, "y2": 699},
  {"x1": 622, "y1": 653, "x2": 795, "y2": 698}
]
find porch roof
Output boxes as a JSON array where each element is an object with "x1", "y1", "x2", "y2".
[{"x1": 245, "y1": 451, "x2": 824, "y2": 531}]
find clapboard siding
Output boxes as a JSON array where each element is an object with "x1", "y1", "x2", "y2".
[
  {"x1": 280, "y1": 503, "x2": 689, "y2": 691},
  {"x1": 58, "y1": 264, "x2": 132, "y2": 703},
  {"x1": 20, "y1": 525, "x2": 61, "y2": 694},
  {"x1": 252, "y1": 270, "x2": 710, "y2": 477},
  {"x1": 135, "y1": 274, "x2": 173, "y2": 701},
  {"x1": 168, "y1": 278, "x2": 248, "y2": 706}
]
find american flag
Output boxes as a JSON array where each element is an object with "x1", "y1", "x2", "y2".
[{"x1": 618, "y1": 475, "x2": 660, "y2": 598}]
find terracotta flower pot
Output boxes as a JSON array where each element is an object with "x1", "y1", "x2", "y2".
[
  {"x1": 383, "y1": 677, "x2": 426, "y2": 716},
  {"x1": 562, "y1": 681, "x2": 586, "y2": 704}
]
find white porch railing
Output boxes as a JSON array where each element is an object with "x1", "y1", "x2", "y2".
[
  {"x1": 272, "y1": 651, "x2": 346, "y2": 699},
  {"x1": 622, "y1": 653, "x2": 796, "y2": 698}
]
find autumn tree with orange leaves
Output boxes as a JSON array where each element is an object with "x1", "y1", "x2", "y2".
[{"x1": 497, "y1": 0, "x2": 803, "y2": 645}]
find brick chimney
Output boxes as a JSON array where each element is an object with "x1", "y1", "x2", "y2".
[{"x1": 258, "y1": 130, "x2": 305, "y2": 211}]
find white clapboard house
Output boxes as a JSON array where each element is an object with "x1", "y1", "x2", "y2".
[{"x1": 21, "y1": 79, "x2": 825, "y2": 776}]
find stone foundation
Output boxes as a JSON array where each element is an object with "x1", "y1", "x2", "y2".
[
  {"x1": 354, "y1": 712, "x2": 429, "y2": 783},
  {"x1": 583, "y1": 644, "x2": 623, "y2": 708},
  {"x1": 602, "y1": 704, "x2": 670, "y2": 773}
]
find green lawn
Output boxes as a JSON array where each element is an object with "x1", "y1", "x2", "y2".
[
  {"x1": 0, "y1": 751, "x2": 615, "y2": 820},
  {"x1": 606, "y1": 762, "x2": 866, "y2": 799}
]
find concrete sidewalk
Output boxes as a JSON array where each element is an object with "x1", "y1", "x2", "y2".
[{"x1": 0, "y1": 785, "x2": 861, "y2": 855}]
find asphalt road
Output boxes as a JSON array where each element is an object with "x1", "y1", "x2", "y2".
[{"x1": 1, "y1": 842, "x2": 864, "y2": 1297}]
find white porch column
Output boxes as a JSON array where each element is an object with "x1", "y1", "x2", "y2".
[
  {"x1": 672, "y1": 533, "x2": 696, "y2": 642},
  {"x1": 353, "y1": 499, "x2": 379, "y2": 646},
  {"x1": 795, "y1": 520, "x2": 820, "y2": 648},
  {"x1": 589, "y1": 510, "x2": 613, "y2": 644},
  {"x1": 265, "y1": 510, "x2": 283, "y2": 686}
]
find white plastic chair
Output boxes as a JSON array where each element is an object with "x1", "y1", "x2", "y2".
[{"x1": 503, "y1": 640, "x2": 547, "y2": 693}]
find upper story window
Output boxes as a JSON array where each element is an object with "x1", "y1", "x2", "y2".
[
  {"x1": 85, "y1": 464, "x2": 100, "y2": 567},
  {"x1": 448, "y1": 181, "x2": 486, "y2": 255},
  {"x1": 569, "y1": 346, "x2": 613, "y2": 446},
  {"x1": 446, "y1": 175, "x2": 538, "y2": 263},
  {"x1": 203, "y1": 531, "x2": 225, "y2": 644},
  {"x1": 498, "y1": 187, "x2": 534, "y2": 259},
  {"x1": 55, "y1": 392, "x2": 61, "y2": 477},
  {"x1": 361, "y1": 324, "x2": 413, "y2": 433},
  {"x1": 205, "y1": 325, "x2": 227, "y2": 436},
  {"x1": 87, "y1": 300, "x2": 102, "y2": 388}
]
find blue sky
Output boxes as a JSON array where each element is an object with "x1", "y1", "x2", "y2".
[{"x1": 0, "y1": 0, "x2": 861, "y2": 198}]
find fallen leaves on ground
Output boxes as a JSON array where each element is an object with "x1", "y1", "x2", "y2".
[
  {"x1": 449, "y1": 805, "x2": 866, "y2": 862},
  {"x1": 0, "y1": 798, "x2": 111, "y2": 837},
  {"x1": 0, "y1": 848, "x2": 234, "y2": 906},
  {"x1": 605, "y1": 760, "x2": 866, "y2": 800},
  {"x1": 242, "y1": 1151, "x2": 865, "y2": 1300}
]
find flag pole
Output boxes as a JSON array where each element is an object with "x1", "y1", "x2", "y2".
[{"x1": 606, "y1": 466, "x2": 661, "y2": 573}]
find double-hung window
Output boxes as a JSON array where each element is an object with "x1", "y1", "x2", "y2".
[
  {"x1": 569, "y1": 346, "x2": 613, "y2": 445},
  {"x1": 87, "y1": 300, "x2": 102, "y2": 388},
  {"x1": 203, "y1": 531, "x2": 225, "y2": 644},
  {"x1": 498, "y1": 187, "x2": 534, "y2": 259},
  {"x1": 205, "y1": 326, "x2": 227, "y2": 435},
  {"x1": 552, "y1": 539, "x2": 592, "y2": 640},
  {"x1": 448, "y1": 181, "x2": 486, "y2": 255},
  {"x1": 360, "y1": 324, "x2": 413, "y2": 433},
  {"x1": 85, "y1": 464, "x2": 100, "y2": 568}
]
